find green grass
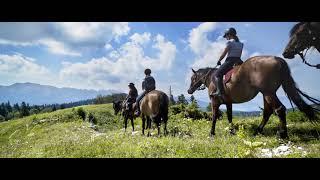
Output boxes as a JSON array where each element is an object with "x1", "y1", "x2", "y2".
[{"x1": 0, "y1": 104, "x2": 319, "y2": 158}]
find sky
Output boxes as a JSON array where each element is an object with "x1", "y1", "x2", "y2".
[{"x1": 0, "y1": 22, "x2": 319, "y2": 111}]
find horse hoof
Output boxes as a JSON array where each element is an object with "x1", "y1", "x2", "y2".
[
  {"x1": 277, "y1": 130, "x2": 289, "y2": 139},
  {"x1": 230, "y1": 129, "x2": 236, "y2": 135}
]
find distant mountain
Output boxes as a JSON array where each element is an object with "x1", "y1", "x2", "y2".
[{"x1": 0, "y1": 82, "x2": 122, "y2": 105}]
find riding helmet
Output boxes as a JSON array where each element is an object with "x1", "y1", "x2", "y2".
[
  {"x1": 223, "y1": 27, "x2": 237, "y2": 38},
  {"x1": 144, "y1": 68, "x2": 151, "y2": 75}
]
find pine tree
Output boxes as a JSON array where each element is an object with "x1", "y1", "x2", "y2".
[
  {"x1": 169, "y1": 86, "x2": 175, "y2": 105},
  {"x1": 190, "y1": 95, "x2": 199, "y2": 108},
  {"x1": 20, "y1": 102, "x2": 30, "y2": 117},
  {"x1": 6, "y1": 101, "x2": 12, "y2": 113},
  {"x1": 177, "y1": 94, "x2": 188, "y2": 105},
  {"x1": 60, "y1": 104, "x2": 66, "y2": 109},
  {"x1": 13, "y1": 103, "x2": 20, "y2": 111},
  {"x1": 52, "y1": 105, "x2": 57, "y2": 112}
]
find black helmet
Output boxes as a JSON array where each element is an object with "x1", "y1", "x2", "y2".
[
  {"x1": 223, "y1": 27, "x2": 237, "y2": 38},
  {"x1": 128, "y1": 82, "x2": 134, "y2": 87},
  {"x1": 144, "y1": 68, "x2": 151, "y2": 75}
]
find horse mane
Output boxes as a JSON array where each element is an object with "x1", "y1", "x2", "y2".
[
  {"x1": 197, "y1": 67, "x2": 217, "y2": 74},
  {"x1": 290, "y1": 22, "x2": 306, "y2": 37}
]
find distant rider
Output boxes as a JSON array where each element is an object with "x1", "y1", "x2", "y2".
[
  {"x1": 123, "y1": 83, "x2": 138, "y2": 111},
  {"x1": 134, "y1": 68, "x2": 156, "y2": 116}
]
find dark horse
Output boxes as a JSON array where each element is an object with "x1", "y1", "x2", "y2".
[
  {"x1": 283, "y1": 22, "x2": 320, "y2": 69},
  {"x1": 133, "y1": 90, "x2": 169, "y2": 136},
  {"x1": 112, "y1": 100, "x2": 135, "y2": 132},
  {"x1": 188, "y1": 56, "x2": 319, "y2": 139}
]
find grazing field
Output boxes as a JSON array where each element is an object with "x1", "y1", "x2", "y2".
[{"x1": 1, "y1": 104, "x2": 319, "y2": 158}]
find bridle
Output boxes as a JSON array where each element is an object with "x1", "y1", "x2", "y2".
[
  {"x1": 296, "y1": 26, "x2": 320, "y2": 69},
  {"x1": 190, "y1": 65, "x2": 218, "y2": 92}
]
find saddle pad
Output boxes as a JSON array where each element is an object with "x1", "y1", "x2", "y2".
[{"x1": 223, "y1": 68, "x2": 235, "y2": 84}]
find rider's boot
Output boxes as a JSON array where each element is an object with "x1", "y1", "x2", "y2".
[{"x1": 210, "y1": 76, "x2": 224, "y2": 98}]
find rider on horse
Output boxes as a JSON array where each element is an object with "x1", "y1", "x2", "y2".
[
  {"x1": 134, "y1": 68, "x2": 156, "y2": 116},
  {"x1": 210, "y1": 27, "x2": 244, "y2": 98},
  {"x1": 124, "y1": 82, "x2": 138, "y2": 111}
]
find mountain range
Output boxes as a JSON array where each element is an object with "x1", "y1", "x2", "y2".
[{"x1": 0, "y1": 82, "x2": 121, "y2": 105}]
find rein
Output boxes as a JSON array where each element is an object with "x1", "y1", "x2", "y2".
[
  {"x1": 296, "y1": 27, "x2": 320, "y2": 69},
  {"x1": 298, "y1": 47, "x2": 320, "y2": 69},
  {"x1": 192, "y1": 65, "x2": 218, "y2": 91}
]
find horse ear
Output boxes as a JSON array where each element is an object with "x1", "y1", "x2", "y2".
[{"x1": 191, "y1": 68, "x2": 196, "y2": 73}]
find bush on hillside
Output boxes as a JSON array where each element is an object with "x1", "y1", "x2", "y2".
[{"x1": 77, "y1": 107, "x2": 86, "y2": 121}]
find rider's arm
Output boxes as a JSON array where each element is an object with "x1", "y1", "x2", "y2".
[{"x1": 217, "y1": 46, "x2": 230, "y2": 64}]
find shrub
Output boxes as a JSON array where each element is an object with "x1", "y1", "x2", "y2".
[
  {"x1": 169, "y1": 104, "x2": 186, "y2": 115},
  {"x1": 184, "y1": 103, "x2": 204, "y2": 120},
  {"x1": 0, "y1": 115, "x2": 5, "y2": 122},
  {"x1": 286, "y1": 110, "x2": 309, "y2": 123},
  {"x1": 88, "y1": 112, "x2": 97, "y2": 124},
  {"x1": 77, "y1": 107, "x2": 86, "y2": 121}
]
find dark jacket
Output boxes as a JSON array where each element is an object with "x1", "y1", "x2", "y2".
[
  {"x1": 127, "y1": 87, "x2": 138, "y2": 103},
  {"x1": 142, "y1": 75, "x2": 156, "y2": 91}
]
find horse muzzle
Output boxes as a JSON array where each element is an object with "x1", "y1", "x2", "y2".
[
  {"x1": 187, "y1": 88, "x2": 194, "y2": 94},
  {"x1": 282, "y1": 51, "x2": 295, "y2": 59}
]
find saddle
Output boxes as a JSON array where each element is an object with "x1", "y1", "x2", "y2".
[{"x1": 223, "y1": 65, "x2": 241, "y2": 84}]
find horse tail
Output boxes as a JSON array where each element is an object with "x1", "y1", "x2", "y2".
[
  {"x1": 159, "y1": 92, "x2": 169, "y2": 122},
  {"x1": 280, "y1": 58, "x2": 320, "y2": 122}
]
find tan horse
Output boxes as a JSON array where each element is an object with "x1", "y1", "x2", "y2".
[
  {"x1": 188, "y1": 56, "x2": 319, "y2": 139},
  {"x1": 133, "y1": 90, "x2": 169, "y2": 136}
]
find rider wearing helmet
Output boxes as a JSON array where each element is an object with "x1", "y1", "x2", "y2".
[
  {"x1": 134, "y1": 68, "x2": 156, "y2": 116},
  {"x1": 124, "y1": 82, "x2": 138, "y2": 111},
  {"x1": 210, "y1": 27, "x2": 244, "y2": 98}
]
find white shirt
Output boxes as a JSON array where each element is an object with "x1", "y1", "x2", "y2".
[{"x1": 226, "y1": 39, "x2": 243, "y2": 58}]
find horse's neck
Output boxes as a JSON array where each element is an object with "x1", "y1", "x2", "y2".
[{"x1": 204, "y1": 69, "x2": 215, "y2": 88}]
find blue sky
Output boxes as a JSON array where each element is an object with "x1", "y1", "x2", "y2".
[{"x1": 0, "y1": 22, "x2": 319, "y2": 111}]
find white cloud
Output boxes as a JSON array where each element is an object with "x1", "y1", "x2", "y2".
[
  {"x1": 37, "y1": 38, "x2": 82, "y2": 57},
  {"x1": 54, "y1": 22, "x2": 130, "y2": 44},
  {"x1": 0, "y1": 54, "x2": 53, "y2": 84},
  {"x1": 104, "y1": 43, "x2": 113, "y2": 50},
  {"x1": 0, "y1": 22, "x2": 131, "y2": 57},
  {"x1": 0, "y1": 38, "x2": 33, "y2": 46},
  {"x1": 244, "y1": 23, "x2": 252, "y2": 27},
  {"x1": 188, "y1": 22, "x2": 219, "y2": 55},
  {"x1": 59, "y1": 32, "x2": 177, "y2": 91},
  {"x1": 130, "y1": 32, "x2": 151, "y2": 45}
]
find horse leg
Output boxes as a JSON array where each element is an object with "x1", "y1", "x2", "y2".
[
  {"x1": 131, "y1": 116, "x2": 134, "y2": 132},
  {"x1": 147, "y1": 117, "x2": 151, "y2": 137},
  {"x1": 142, "y1": 115, "x2": 146, "y2": 135},
  {"x1": 210, "y1": 99, "x2": 220, "y2": 137},
  {"x1": 124, "y1": 117, "x2": 128, "y2": 132},
  {"x1": 264, "y1": 94, "x2": 288, "y2": 139},
  {"x1": 163, "y1": 116, "x2": 168, "y2": 136},
  {"x1": 226, "y1": 103, "x2": 235, "y2": 135},
  {"x1": 254, "y1": 96, "x2": 273, "y2": 135},
  {"x1": 156, "y1": 116, "x2": 161, "y2": 137}
]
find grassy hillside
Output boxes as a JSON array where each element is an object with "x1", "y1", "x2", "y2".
[{"x1": 0, "y1": 104, "x2": 319, "y2": 158}]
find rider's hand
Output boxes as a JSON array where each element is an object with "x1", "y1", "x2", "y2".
[{"x1": 217, "y1": 61, "x2": 221, "y2": 66}]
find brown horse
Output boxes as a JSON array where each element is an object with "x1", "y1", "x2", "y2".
[
  {"x1": 133, "y1": 90, "x2": 169, "y2": 136},
  {"x1": 283, "y1": 22, "x2": 320, "y2": 69},
  {"x1": 188, "y1": 56, "x2": 319, "y2": 139}
]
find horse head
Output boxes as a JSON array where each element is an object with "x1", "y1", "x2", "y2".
[
  {"x1": 283, "y1": 22, "x2": 319, "y2": 59},
  {"x1": 187, "y1": 68, "x2": 212, "y2": 94},
  {"x1": 112, "y1": 100, "x2": 122, "y2": 115}
]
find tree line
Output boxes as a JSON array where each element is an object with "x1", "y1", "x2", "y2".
[{"x1": 0, "y1": 93, "x2": 128, "y2": 122}]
